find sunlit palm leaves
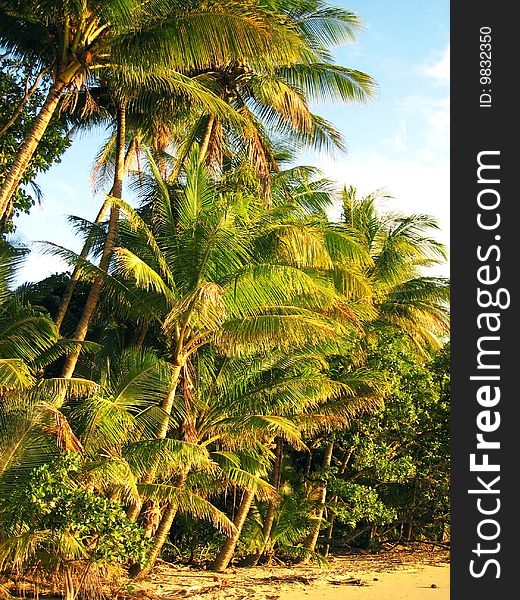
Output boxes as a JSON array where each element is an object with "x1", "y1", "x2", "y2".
[
  {"x1": 341, "y1": 186, "x2": 449, "y2": 350},
  {"x1": 0, "y1": 0, "x2": 310, "y2": 216}
]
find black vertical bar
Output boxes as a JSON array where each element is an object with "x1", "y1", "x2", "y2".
[{"x1": 451, "y1": 2, "x2": 516, "y2": 597}]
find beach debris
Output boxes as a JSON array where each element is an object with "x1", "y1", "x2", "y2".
[
  {"x1": 430, "y1": 583, "x2": 438, "y2": 588},
  {"x1": 256, "y1": 574, "x2": 315, "y2": 586},
  {"x1": 329, "y1": 577, "x2": 367, "y2": 586},
  {"x1": 160, "y1": 584, "x2": 224, "y2": 597}
]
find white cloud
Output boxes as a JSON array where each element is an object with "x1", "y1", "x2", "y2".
[
  {"x1": 318, "y1": 152, "x2": 450, "y2": 277},
  {"x1": 403, "y1": 95, "x2": 450, "y2": 151},
  {"x1": 421, "y1": 97, "x2": 449, "y2": 150},
  {"x1": 381, "y1": 118, "x2": 408, "y2": 153},
  {"x1": 320, "y1": 153, "x2": 449, "y2": 235},
  {"x1": 422, "y1": 44, "x2": 450, "y2": 86}
]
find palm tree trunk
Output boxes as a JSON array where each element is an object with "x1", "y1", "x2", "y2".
[
  {"x1": 169, "y1": 115, "x2": 213, "y2": 182},
  {"x1": 305, "y1": 449, "x2": 313, "y2": 476},
  {"x1": 64, "y1": 566, "x2": 75, "y2": 600},
  {"x1": 157, "y1": 365, "x2": 182, "y2": 439},
  {"x1": 303, "y1": 440, "x2": 334, "y2": 556},
  {"x1": 55, "y1": 137, "x2": 137, "y2": 331},
  {"x1": 143, "y1": 500, "x2": 161, "y2": 538},
  {"x1": 0, "y1": 78, "x2": 67, "y2": 219},
  {"x1": 323, "y1": 448, "x2": 353, "y2": 557},
  {"x1": 126, "y1": 368, "x2": 182, "y2": 521},
  {"x1": 133, "y1": 468, "x2": 189, "y2": 579},
  {"x1": 250, "y1": 438, "x2": 283, "y2": 565},
  {"x1": 134, "y1": 501, "x2": 178, "y2": 580},
  {"x1": 323, "y1": 513, "x2": 335, "y2": 558},
  {"x1": 132, "y1": 321, "x2": 149, "y2": 349},
  {"x1": 199, "y1": 114, "x2": 215, "y2": 162},
  {"x1": 61, "y1": 104, "x2": 126, "y2": 378},
  {"x1": 211, "y1": 489, "x2": 255, "y2": 573}
]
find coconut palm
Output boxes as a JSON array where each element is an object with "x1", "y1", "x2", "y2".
[
  {"x1": 0, "y1": 371, "x2": 142, "y2": 600},
  {"x1": 57, "y1": 64, "x2": 262, "y2": 376},
  {"x1": 0, "y1": 242, "x2": 98, "y2": 492},
  {"x1": 44, "y1": 0, "x2": 326, "y2": 377},
  {"x1": 44, "y1": 0, "x2": 376, "y2": 375},
  {"x1": 52, "y1": 74, "x2": 235, "y2": 336},
  {"x1": 0, "y1": 342, "x2": 237, "y2": 594},
  {"x1": 69, "y1": 345, "x2": 302, "y2": 577},
  {"x1": 45, "y1": 153, "x2": 374, "y2": 571},
  {"x1": 297, "y1": 188, "x2": 450, "y2": 558},
  {"x1": 208, "y1": 341, "x2": 387, "y2": 572},
  {"x1": 241, "y1": 342, "x2": 388, "y2": 566},
  {"x1": 170, "y1": 58, "x2": 374, "y2": 191},
  {"x1": 51, "y1": 150, "x2": 369, "y2": 380},
  {"x1": 0, "y1": 250, "x2": 99, "y2": 600},
  {"x1": 0, "y1": 241, "x2": 62, "y2": 390},
  {"x1": 341, "y1": 186, "x2": 450, "y2": 347},
  {"x1": 0, "y1": 0, "x2": 303, "y2": 218},
  {"x1": 155, "y1": 0, "x2": 376, "y2": 193}
]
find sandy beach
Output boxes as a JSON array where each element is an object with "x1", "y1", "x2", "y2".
[
  {"x1": 278, "y1": 563, "x2": 449, "y2": 600},
  {"x1": 136, "y1": 547, "x2": 450, "y2": 600}
]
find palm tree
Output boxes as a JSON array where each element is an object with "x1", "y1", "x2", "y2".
[
  {"x1": 162, "y1": 0, "x2": 377, "y2": 192},
  {"x1": 0, "y1": 241, "x2": 59, "y2": 389},
  {"x1": 341, "y1": 186, "x2": 449, "y2": 347},
  {"x1": 239, "y1": 344, "x2": 387, "y2": 565},
  {"x1": 298, "y1": 188, "x2": 450, "y2": 558},
  {"x1": 47, "y1": 154, "x2": 372, "y2": 571},
  {"x1": 52, "y1": 150, "x2": 366, "y2": 378},
  {"x1": 0, "y1": 248, "x2": 99, "y2": 594},
  {"x1": 69, "y1": 344, "x2": 295, "y2": 578},
  {"x1": 57, "y1": 65, "x2": 263, "y2": 376},
  {"x1": 208, "y1": 341, "x2": 386, "y2": 571},
  {"x1": 46, "y1": 0, "x2": 327, "y2": 377},
  {"x1": 42, "y1": 0, "x2": 376, "y2": 377},
  {"x1": 0, "y1": 0, "x2": 300, "y2": 218},
  {"x1": 1, "y1": 340, "x2": 237, "y2": 592},
  {"x1": 52, "y1": 72, "x2": 239, "y2": 335}
]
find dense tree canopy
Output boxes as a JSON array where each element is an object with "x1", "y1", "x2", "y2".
[{"x1": 0, "y1": 2, "x2": 449, "y2": 598}]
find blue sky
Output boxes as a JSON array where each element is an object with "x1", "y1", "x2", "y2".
[{"x1": 15, "y1": 0, "x2": 450, "y2": 282}]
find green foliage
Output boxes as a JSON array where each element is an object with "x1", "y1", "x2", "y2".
[
  {"x1": 237, "y1": 482, "x2": 317, "y2": 564},
  {"x1": 328, "y1": 331, "x2": 450, "y2": 544},
  {"x1": 1, "y1": 453, "x2": 151, "y2": 571},
  {"x1": 167, "y1": 513, "x2": 225, "y2": 564},
  {"x1": 328, "y1": 481, "x2": 396, "y2": 529},
  {"x1": 0, "y1": 0, "x2": 450, "y2": 582}
]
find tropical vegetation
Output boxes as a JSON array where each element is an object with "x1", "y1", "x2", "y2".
[{"x1": 0, "y1": 1, "x2": 449, "y2": 598}]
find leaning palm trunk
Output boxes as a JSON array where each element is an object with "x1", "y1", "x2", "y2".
[
  {"x1": 64, "y1": 566, "x2": 75, "y2": 600},
  {"x1": 250, "y1": 438, "x2": 283, "y2": 566},
  {"x1": 199, "y1": 114, "x2": 215, "y2": 162},
  {"x1": 133, "y1": 501, "x2": 178, "y2": 580},
  {"x1": 0, "y1": 79, "x2": 68, "y2": 219},
  {"x1": 133, "y1": 467, "x2": 189, "y2": 579},
  {"x1": 127, "y1": 368, "x2": 182, "y2": 521},
  {"x1": 211, "y1": 489, "x2": 255, "y2": 573},
  {"x1": 55, "y1": 137, "x2": 137, "y2": 331},
  {"x1": 302, "y1": 440, "x2": 334, "y2": 557},
  {"x1": 61, "y1": 104, "x2": 126, "y2": 378},
  {"x1": 323, "y1": 448, "x2": 352, "y2": 557},
  {"x1": 168, "y1": 114, "x2": 215, "y2": 183},
  {"x1": 323, "y1": 511, "x2": 336, "y2": 558},
  {"x1": 131, "y1": 321, "x2": 149, "y2": 349}
]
